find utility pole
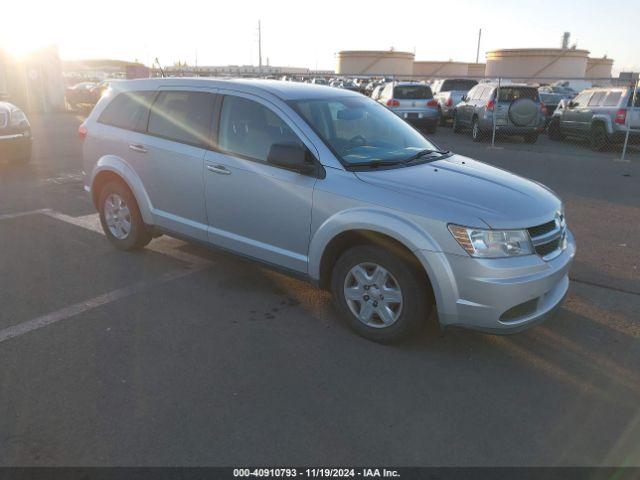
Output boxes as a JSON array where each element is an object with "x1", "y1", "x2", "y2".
[
  {"x1": 258, "y1": 20, "x2": 263, "y2": 75},
  {"x1": 476, "y1": 28, "x2": 482, "y2": 64}
]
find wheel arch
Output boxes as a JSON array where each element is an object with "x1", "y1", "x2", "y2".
[{"x1": 90, "y1": 156, "x2": 153, "y2": 224}]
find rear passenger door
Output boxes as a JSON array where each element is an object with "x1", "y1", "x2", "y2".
[{"x1": 142, "y1": 89, "x2": 217, "y2": 240}]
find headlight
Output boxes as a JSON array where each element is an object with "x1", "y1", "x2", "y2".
[
  {"x1": 448, "y1": 224, "x2": 534, "y2": 258},
  {"x1": 10, "y1": 109, "x2": 28, "y2": 128}
]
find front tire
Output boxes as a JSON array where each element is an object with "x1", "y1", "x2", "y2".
[
  {"x1": 331, "y1": 245, "x2": 431, "y2": 343},
  {"x1": 98, "y1": 181, "x2": 152, "y2": 251}
]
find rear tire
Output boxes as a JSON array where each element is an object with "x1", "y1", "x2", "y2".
[
  {"x1": 331, "y1": 244, "x2": 431, "y2": 344},
  {"x1": 98, "y1": 180, "x2": 152, "y2": 251},
  {"x1": 590, "y1": 123, "x2": 608, "y2": 151}
]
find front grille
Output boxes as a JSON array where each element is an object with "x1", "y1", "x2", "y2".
[
  {"x1": 528, "y1": 220, "x2": 556, "y2": 238},
  {"x1": 528, "y1": 216, "x2": 565, "y2": 260}
]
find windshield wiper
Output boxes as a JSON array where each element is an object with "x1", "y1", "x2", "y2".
[
  {"x1": 401, "y1": 148, "x2": 450, "y2": 164},
  {"x1": 346, "y1": 149, "x2": 450, "y2": 170}
]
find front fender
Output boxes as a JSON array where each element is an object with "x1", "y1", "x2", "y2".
[
  {"x1": 91, "y1": 155, "x2": 154, "y2": 224},
  {"x1": 308, "y1": 207, "x2": 440, "y2": 281}
]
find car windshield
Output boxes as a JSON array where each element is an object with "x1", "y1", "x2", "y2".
[
  {"x1": 290, "y1": 96, "x2": 439, "y2": 167},
  {"x1": 440, "y1": 79, "x2": 478, "y2": 92},
  {"x1": 393, "y1": 85, "x2": 432, "y2": 99}
]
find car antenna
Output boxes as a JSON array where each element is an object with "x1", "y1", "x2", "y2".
[{"x1": 154, "y1": 57, "x2": 165, "y2": 78}]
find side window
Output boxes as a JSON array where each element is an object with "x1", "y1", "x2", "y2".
[
  {"x1": 571, "y1": 92, "x2": 592, "y2": 108},
  {"x1": 588, "y1": 91, "x2": 606, "y2": 106},
  {"x1": 98, "y1": 91, "x2": 156, "y2": 131},
  {"x1": 148, "y1": 91, "x2": 216, "y2": 147},
  {"x1": 218, "y1": 96, "x2": 303, "y2": 163},
  {"x1": 466, "y1": 87, "x2": 477, "y2": 100},
  {"x1": 603, "y1": 91, "x2": 622, "y2": 107}
]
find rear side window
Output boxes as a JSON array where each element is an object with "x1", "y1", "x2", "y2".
[
  {"x1": 98, "y1": 91, "x2": 156, "y2": 131},
  {"x1": 603, "y1": 91, "x2": 622, "y2": 106},
  {"x1": 497, "y1": 87, "x2": 539, "y2": 102},
  {"x1": 588, "y1": 91, "x2": 606, "y2": 106},
  {"x1": 440, "y1": 79, "x2": 478, "y2": 92},
  {"x1": 148, "y1": 91, "x2": 216, "y2": 147},
  {"x1": 393, "y1": 85, "x2": 433, "y2": 100}
]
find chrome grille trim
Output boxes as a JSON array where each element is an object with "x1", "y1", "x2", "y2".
[{"x1": 528, "y1": 213, "x2": 566, "y2": 261}]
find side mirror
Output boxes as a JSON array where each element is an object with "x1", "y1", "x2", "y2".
[{"x1": 267, "y1": 142, "x2": 317, "y2": 175}]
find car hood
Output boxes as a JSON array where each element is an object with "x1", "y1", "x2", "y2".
[{"x1": 354, "y1": 154, "x2": 561, "y2": 229}]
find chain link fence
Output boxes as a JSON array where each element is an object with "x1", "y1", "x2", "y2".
[{"x1": 159, "y1": 70, "x2": 639, "y2": 160}]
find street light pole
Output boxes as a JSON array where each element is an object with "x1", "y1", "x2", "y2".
[{"x1": 476, "y1": 28, "x2": 482, "y2": 64}]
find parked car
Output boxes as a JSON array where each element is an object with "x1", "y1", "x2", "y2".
[
  {"x1": 0, "y1": 101, "x2": 32, "y2": 164},
  {"x1": 81, "y1": 78, "x2": 575, "y2": 343},
  {"x1": 548, "y1": 86, "x2": 640, "y2": 151},
  {"x1": 453, "y1": 83, "x2": 545, "y2": 143},
  {"x1": 310, "y1": 77, "x2": 327, "y2": 85},
  {"x1": 370, "y1": 84, "x2": 385, "y2": 101},
  {"x1": 377, "y1": 82, "x2": 439, "y2": 133},
  {"x1": 538, "y1": 92, "x2": 568, "y2": 128},
  {"x1": 431, "y1": 78, "x2": 478, "y2": 126},
  {"x1": 66, "y1": 82, "x2": 97, "y2": 109}
]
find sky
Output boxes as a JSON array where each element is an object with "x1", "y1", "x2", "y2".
[{"x1": 1, "y1": 0, "x2": 639, "y2": 73}]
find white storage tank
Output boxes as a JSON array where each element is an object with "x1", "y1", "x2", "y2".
[
  {"x1": 336, "y1": 50, "x2": 414, "y2": 76},
  {"x1": 585, "y1": 56, "x2": 614, "y2": 80},
  {"x1": 412, "y1": 61, "x2": 468, "y2": 78},
  {"x1": 485, "y1": 48, "x2": 589, "y2": 79},
  {"x1": 467, "y1": 63, "x2": 486, "y2": 78}
]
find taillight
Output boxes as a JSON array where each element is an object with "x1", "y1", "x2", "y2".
[
  {"x1": 78, "y1": 123, "x2": 88, "y2": 140},
  {"x1": 386, "y1": 99, "x2": 400, "y2": 107},
  {"x1": 486, "y1": 99, "x2": 495, "y2": 111},
  {"x1": 445, "y1": 98, "x2": 453, "y2": 107},
  {"x1": 615, "y1": 108, "x2": 627, "y2": 125},
  {"x1": 540, "y1": 101, "x2": 548, "y2": 115},
  {"x1": 427, "y1": 99, "x2": 438, "y2": 108}
]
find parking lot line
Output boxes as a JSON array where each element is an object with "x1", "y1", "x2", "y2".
[
  {"x1": 43, "y1": 210, "x2": 210, "y2": 266},
  {"x1": 0, "y1": 263, "x2": 210, "y2": 344},
  {"x1": 0, "y1": 208, "x2": 52, "y2": 221}
]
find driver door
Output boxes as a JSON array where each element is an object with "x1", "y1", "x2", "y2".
[{"x1": 203, "y1": 93, "x2": 318, "y2": 274}]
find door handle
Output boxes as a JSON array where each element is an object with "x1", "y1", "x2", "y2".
[
  {"x1": 206, "y1": 164, "x2": 231, "y2": 175},
  {"x1": 129, "y1": 144, "x2": 147, "y2": 153}
]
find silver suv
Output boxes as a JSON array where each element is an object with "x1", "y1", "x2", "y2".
[
  {"x1": 82, "y1": 79, "x2": 575, "y2": 343},
  {"x1": 453, "y1": 83, "x2": 545, "y2": 143},
  {"x1": 431, "y1": 78, "x2": 478, "y2": 126},
  {"x1": 548, "y1": 86, "x2": 640, "y2": 151}
]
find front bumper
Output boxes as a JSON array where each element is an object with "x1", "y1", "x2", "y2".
[{"x1": 417, "y1": 229, "x2": 576, "y2": 333}]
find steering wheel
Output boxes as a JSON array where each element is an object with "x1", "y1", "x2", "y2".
[{"x1": 347, "y1": 135, "x2": 367, "y2": 150}]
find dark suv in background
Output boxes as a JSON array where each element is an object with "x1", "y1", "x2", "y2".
[
  {"x1": 453, "y1": 83, "x2": 545, "y2": 143},
  {"x1": 548, "y1": 86, "x2": 640, "y2": 151}
]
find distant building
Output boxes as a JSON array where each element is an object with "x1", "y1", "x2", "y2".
[
  {"x1": 63, "y1": 59, "x2": 149, "y2": 81},
  {"x1": 161, "y1": 64, "x2": 312, "y2": 77},
  {"x1": 0, "y1": 46, "x2": 66, "y2": 112}
]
